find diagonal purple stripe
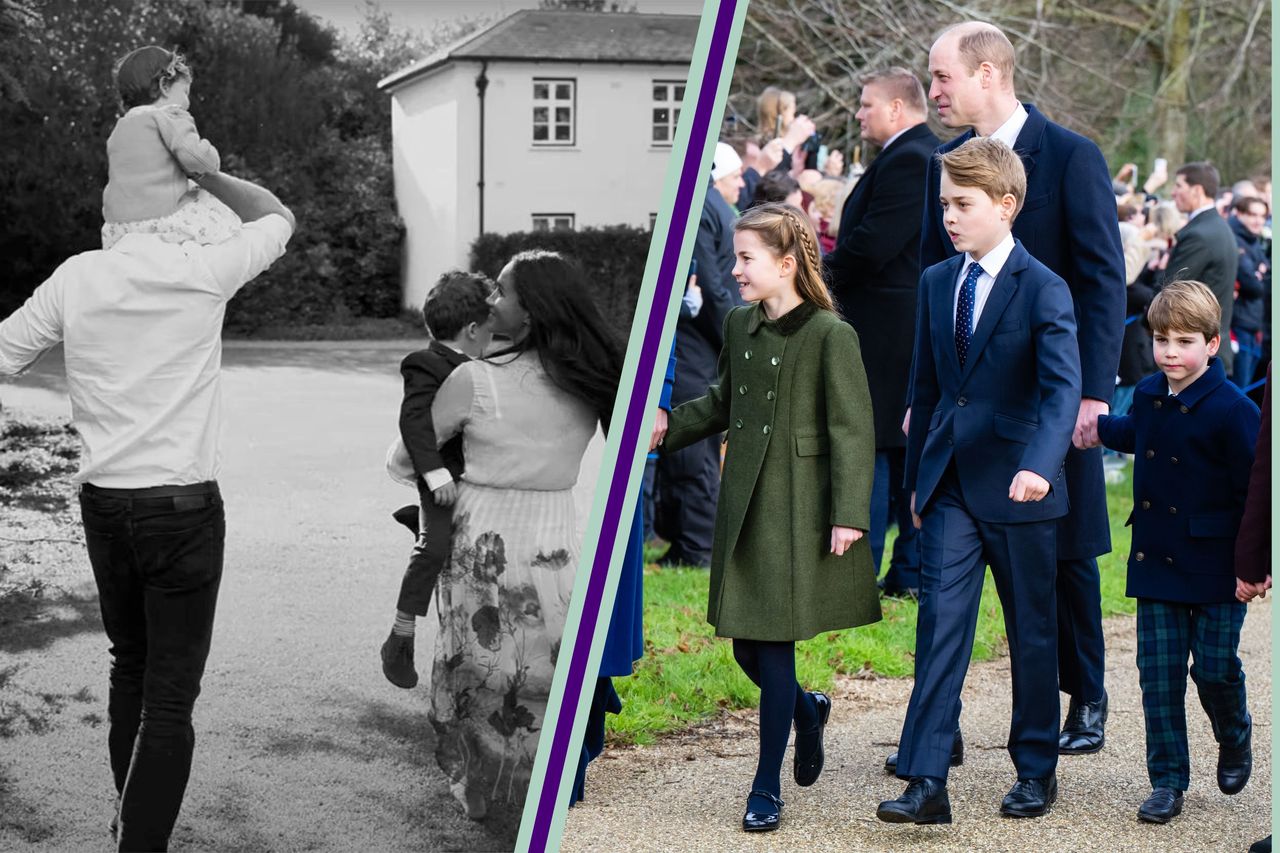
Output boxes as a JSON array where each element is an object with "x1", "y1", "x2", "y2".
[{"x1": 525, "y1": 2, "x2": 739, "y2": 850}]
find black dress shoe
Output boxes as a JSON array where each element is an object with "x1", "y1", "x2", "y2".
[
  {"x1": 1248, "y1": 835, "x2": 1271, "y2": 853},
  {"x1": 392, "y1": 504, "x2": 420, "y2": 536},
  {"x1": 794, "y1": 691, "x2": 830, "y2": 787},
  {"x1": 876, "y1": 777, "x2": 951, "y2": 825},
  {"x1": 1137, "y1": 787, "x2": 1184, "y2": 823},
  {"x1": 1000, "y1": 776, "x2": 1056, "y2": 818},
  {"x1": 742, "y1": 790, "x2": 783, "y2": 832},
  {"x1": 1218, "y1": 723, "x2": 1253, "y2": 794},
  {"x1": 884, "y1": 728, "x2": 963, "y2": 775},
  {"x1": 1058, "y1": 691, "x2": 1107, "y2": 754}
]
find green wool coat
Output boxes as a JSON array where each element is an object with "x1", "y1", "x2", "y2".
[{"x1": 663, "y1": 301, "x2": 882, "y2": 641}]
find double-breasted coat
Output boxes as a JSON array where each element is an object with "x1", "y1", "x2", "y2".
[{"x1": 662, "y1": 301, "x2": 882, "y2": 641}]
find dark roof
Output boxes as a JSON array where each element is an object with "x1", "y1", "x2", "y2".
[{"x1": 378, "y1": 10, "x2": 699, "y2": 92}]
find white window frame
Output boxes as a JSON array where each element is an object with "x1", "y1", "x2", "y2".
[
  {"x1": 532, "y1": 213, "x2": 576, "y2": 232},
  {"x1": 532, "y1": 78, "x2": 576, "y2": 146},
  {"x1": 651, "y1": 79, "x2": 685, "y2": 147}
]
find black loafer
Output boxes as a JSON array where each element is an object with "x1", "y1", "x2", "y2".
[
  {"x1": 1137, "y1": 787, "x2": 1184, "y2": 823},
  {"x1": 794, "y1": 691, "x2": 831, "y2": 787},
  {"x1": 1248, "y1": 835, "x2": 1271, "y2": 853},
  {"x1": 884, "y1": 728, "x2": 963, "y2": 775},
  {"x1": 1218, "y1": 723, "x2": 1253, "y2": 794},
  {"x1": 742, "y1": 790, "x2": 783, "y2": 832},
  {"x1": 1058, "y1": 691, "x2": 1107, "y2": 754},
  {"x1": 1000, "y1": 775, "x2": 1056, "y2": 818},
  {"x1": 392, "y1": 504, "x2": 420, "y2": 536},
  {"x1": 876, "y1": 776, "x2": 951, "y2": 825},
  {"x1": 380, "y1": 631, "x2": 418, "y2": 689}
]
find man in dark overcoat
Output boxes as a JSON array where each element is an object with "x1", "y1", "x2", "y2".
[
  {"x1": 915, "y1": 22, "x2": 1125, "y2": 757},
  {"x1": 654, "y1": 142, "x2": 745, "y2": 566},
  {"x1": 824, "y1": 66, "x2": 939, "y2": 596}
]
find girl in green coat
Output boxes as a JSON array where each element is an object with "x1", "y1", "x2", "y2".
[{"x1": 656, "y1": 203, "x2": 881, "y2": 832}]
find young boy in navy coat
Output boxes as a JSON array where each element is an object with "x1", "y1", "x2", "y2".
[
  {"x1": 1090, "y1": 280, "x2": 1260, "y2": 823},
  {"x1": 380, "y1": 271, "x2": 493, "y2": 689},
  {"x1": 878, "y1": 137, "x2": 1081, "y2": 825}
]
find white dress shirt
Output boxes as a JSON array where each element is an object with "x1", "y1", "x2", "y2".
[
  {"x1": 0, "y1": 215, "x2": 293, "y2": 487},
  {"x1": 953, "y1": 233, "x2": 1017, "y2": 334},
  {"x1": 985, "y1": 103, "x2": 1029, "y2": 149}
]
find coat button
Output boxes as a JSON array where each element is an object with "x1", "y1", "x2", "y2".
[
  {"x1": 1154, "y1": 400, "x2": 1162, "y2": 409},
  {"x1": 735, "y1": 419, "x2": 743, "y2": 429},
  {"x1": 739, "y1": 385, "x2": 747, "y2": 395},
  {"x1": 1145, "y1": 450, "x2": 1155, "y2": 459},
  {"x1": 957, "y1": 397, "x2": 968, "y2": 407},
  {"x1": 1165, "y1": 557, "x2": 1174, "y2": 565},
  {"x1": 762, "y1": 425, "x2": 771, "y2": 435},
  {"x1": 745, "y1": 350, "x2": 752, "y2": 360},
  {"x1": 770, "y1": 356, "x2": 780, "y2": 366},
  {"x1": 1180, "y1": 405, "x2": 1189, "y2": 413},
  {"x1": 1170, "y1": 456, "x2": 1179, "y2": 464},
  {"x1": 766, "y1": 390, "x2": 776, "y2": 400},
  {"x1": 1169, "y1": 506, "x2": 1177, "y2": 514},
  {"x1": 947, "y1": 437, "x2": 954, "y2": 446},
  {"x1": 1141, "y1": 500, "x2": 1151, "y2": 509},
  {"x1": 1136, "y1": 552, "x2": 1145, "y2": 561}
]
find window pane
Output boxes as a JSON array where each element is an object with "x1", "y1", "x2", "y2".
[
  {"x1": 674, "y1": 85, "x2": 685, "y2": 101},
  {"x1": 653, "y1": 125, "x2": 668, "y2": 142},
  {"x1": 533, "y1": 124, "x2": 548, "y2": 141},
  {"x1": 533, "y1": 106, "x2": 548, "y2": 122},
  {"x1": 555, "y1": 125, "x2": 571, "y2": 141},
  {"x1": 554, "y1": 217, "x2": 572, "y2": 230},
  {"x1": 652, "y1": 84, "x2": 666, "y2": 101},
  {"x1": 674, "y1": 108, "x2": 680, "y2": 124},
  {"x1": 555, "y1": 83, "x2": 572, "y2": 100},
  {"x1": 555, "y1": 106, "x2": 571, "y2": 123},
  {"x1": 653, "y1": 108, "x2": 668, "y2": 125},
  {"x1": 533, "y1": 83, "x2": 549, "y2": 100},
  {"x1": 533, "y1": 218, "x2": 549, "y2": 232}
]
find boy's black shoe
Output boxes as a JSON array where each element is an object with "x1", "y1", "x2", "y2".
[
  {"x1": 793, "y1": 691, "x2": 831, "y2": 787},
  {"x1": 1058, "y1": 691, "x2": 1107, "y2": 754},
  {"x1": 1218, "y1": 723, "x2": 1253, "y2": 794},
  {"x1": 1137, "y1": 787, "x2": 1184, "y2": 823},
  {"x1": 1000, "y1": 775, "x2": 1056, "y2": 818},
  {"x1": 392, "y1": 505, "x2": 420, "y2": 536},
  {"x1": 1248, "y1": 836, "x2": 1271, "y2": 853},
  {"x1": 884, "y1": 728, "x2": 963, "y2": 774},
  {"x1": 381, "y1": 632, "x2": 418, "y2": 688},
  {"x1": 742, "y1": 790, "x2": 783, "y2": 832},
  {"x1": 876, "y1": 777, "x2": 951, "y2": 824}
]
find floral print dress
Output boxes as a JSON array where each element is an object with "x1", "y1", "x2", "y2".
[{"x1": 429, "y1": 350, "x2": 596, "y2": 830}]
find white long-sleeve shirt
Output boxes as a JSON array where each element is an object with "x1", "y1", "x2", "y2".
[{"x1": 0, "y1": 214, "x2": 292, "y2": 487}]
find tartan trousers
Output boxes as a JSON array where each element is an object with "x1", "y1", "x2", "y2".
[{"x1": 1136, "y1": 598, "x2": 1250, "y2": 791}]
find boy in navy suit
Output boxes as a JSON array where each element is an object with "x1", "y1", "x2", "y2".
[
  {"x1": 877, "y1": 138, "x2": 1080, "y2": 825},
  {"x1": 380, "y1": 271, "x2": 493, "y2": 688},
  {"x1": 1088, "y1": 280, "x2": 1260, "y2": 823}
]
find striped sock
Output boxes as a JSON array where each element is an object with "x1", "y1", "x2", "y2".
[{"x1": 392, "y1": 611, "x2": 416, "y2": 638}]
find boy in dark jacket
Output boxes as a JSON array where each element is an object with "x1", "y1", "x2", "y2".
[
  {"x1": 380, "y1": 271, "x2": 493, "y2": 688},
  {"x1": 1090, "y1": 280, "x2": 1261, "y2": 823}
]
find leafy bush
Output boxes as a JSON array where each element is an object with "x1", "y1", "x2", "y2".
[{"x1": 469, "y1": 225, "x2": 654, "y2": 341}]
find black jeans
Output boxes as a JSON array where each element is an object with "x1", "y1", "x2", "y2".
[{"x1": 79, "y1": 482, "x2": 225, "y2": 853}]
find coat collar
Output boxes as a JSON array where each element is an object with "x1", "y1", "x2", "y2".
[
  {"x1": 745, "y1": 299, "x2": 819, "y2": 336},
  {"x1": 1135, "y1": 357, "x2": 1228, "y2": 408}
]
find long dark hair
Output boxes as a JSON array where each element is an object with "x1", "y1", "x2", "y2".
[{"x1": 488, "y1": 250, "x2": 624, "y2": 431}]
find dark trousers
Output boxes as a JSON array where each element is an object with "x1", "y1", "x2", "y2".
[
  {"x1": 897, "y1": 473, "x2": 1060, "y2": 782},
  {"x1": 1136, "y1": 598, "x2": 1249, "y2": 791},
  {"x1": 1056, "y1": 556, "x2": 1106, "y2": 702},
  {"x1": 79, "y1": 482, "x2": 225, "y2": 853},
  {"x1": 870, "y1": 448, "x2": 920, "y2": 590},
  {"x1": 395, "y1": 482, "x2": 453, "y2": 617},
  {"x1": 654, "y1": 433, "x2": 720, "y2": 567}
]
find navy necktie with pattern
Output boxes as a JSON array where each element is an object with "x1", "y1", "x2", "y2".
[{"x1": 955, "y1": 261, "x2": 982, "y2": 368}]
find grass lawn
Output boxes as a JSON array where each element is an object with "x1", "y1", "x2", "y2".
[{"x1": 609, "y1": 462, "x2": 1136, "y2": 746}]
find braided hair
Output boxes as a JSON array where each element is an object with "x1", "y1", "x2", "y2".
[{"x1": 734, "y1": 202, "x2": 839, "y2": 314}]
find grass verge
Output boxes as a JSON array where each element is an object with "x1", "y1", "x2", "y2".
[{"x1": 610, "y1": 463, "x2": 1136, "y2": 746}]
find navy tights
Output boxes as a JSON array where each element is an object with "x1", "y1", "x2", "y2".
[{"x1": 733, "y1": 639, "x2": 819, "y2": 811}]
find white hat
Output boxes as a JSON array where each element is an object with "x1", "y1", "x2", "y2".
[{"x1": 711, "y1": 141, "x2": 743, "y2": 181}]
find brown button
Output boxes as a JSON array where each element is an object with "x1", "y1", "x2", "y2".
[
  {"x1": 1154, "y1": 400, "x2": 1163, "y2": 409},
  {"x1": 1169, "y1": 506, "x2": 1177, "y2": 514},
  {"x1": 1180, "y1": 405, "x2": 1189, "y2": 414},
  {"x1": 1141, "y1": 500, "x2": 1151, "y2": 509},
  {"x1": 1136, "y1": 552, "x2": 1145, "y2": 561},
  {"x1": 1145, "y1": 450, "x2": 1155, "y2": 459},
  {"x1": 1171, "y1": 457, "x2": 1179, "y2": 464}
]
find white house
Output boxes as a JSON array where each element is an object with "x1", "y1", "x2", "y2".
[{"x1": 378, "y1": 9, "x2": 699, "y2": 309}]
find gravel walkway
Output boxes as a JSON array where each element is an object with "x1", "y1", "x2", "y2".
[{"x1": 563, "y1": 606, "x2": 1271, "y2": 852}]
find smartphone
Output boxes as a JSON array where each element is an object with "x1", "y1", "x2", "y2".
[
  {"x1": 815, "y1": 144, "x2": 829, "y2": 174},
  {"x1": 774, "y1": 115, "x2": 783, "y2": 139},
  {"x1": 1154, "y1": 157, "x2": 1168, "y2": 174}
]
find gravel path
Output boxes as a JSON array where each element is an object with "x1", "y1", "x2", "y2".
[{"x1": 563, "y1": 606, "x2": 1271, "y2": 852}]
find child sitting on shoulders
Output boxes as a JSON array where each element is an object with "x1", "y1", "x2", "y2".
[
  {"x1": 1089, "y1": 279, "x2": 1261, "y2": 824},
  {"x1": 102, "y1": 45, "x2": 240, "y2": 249}
]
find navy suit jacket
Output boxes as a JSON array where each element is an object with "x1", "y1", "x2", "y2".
[
  {"x1": 919, "y1": 104, "x2": 1125, "y2": 558},
  {"x1": 1098, "y1": 358, "x2": 1260, "y2": 603},
  {"x1": 905, "y1": 241, "x2": 1081, "y2": 523},
  {"x1": 399, "y1": 341, "x2": 469, "y2": 483}
]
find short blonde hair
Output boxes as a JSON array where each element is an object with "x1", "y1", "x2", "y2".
[
  {"x1": 938, "y1": 137, "x2": 1027, "y2": 216},
  {"x1": 1147, "y1": 280, "x2": 1220, "y2": 341},
  {"x1": 939, "y1": 22, "x2": 1016, "y2": 89}
]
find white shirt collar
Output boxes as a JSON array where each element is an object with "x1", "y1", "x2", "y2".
[
  {"x1": 881, "y1": 125, "x2": 911, "y2": 151},
  {"x1": 1190, "y1": 203, "x2": 1217, "y2": 221},
  {"x1": 966, "y1": 232, "x2": 1017, "y2": 280},
  {"x1": 984, "y1": 103, "x2": 1029, "y2": 149}
]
